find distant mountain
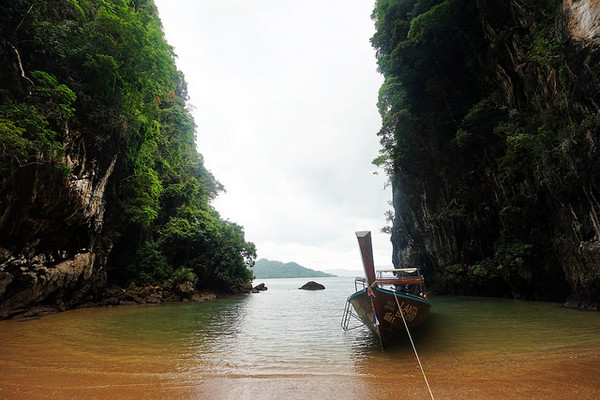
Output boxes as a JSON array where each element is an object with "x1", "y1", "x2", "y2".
[{"x1": 252, "y1": 259, "x2": 336, "y2": 279}]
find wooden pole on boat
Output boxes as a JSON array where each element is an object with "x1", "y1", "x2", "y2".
[{"x1": 356, "y1": 231, "x2": 377, "y2": 286}]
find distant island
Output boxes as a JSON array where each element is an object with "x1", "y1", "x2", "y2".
[{"x1": 252, "y1": 259, "x2": 336, "y2": 279}]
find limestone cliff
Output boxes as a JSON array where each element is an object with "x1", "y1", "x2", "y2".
[
  {"x1": 0, "y1": 0, "x2": 255, "y2": 318},
  {"x1": 373, "y1": 0, "x2": 600, "y2": 309}
]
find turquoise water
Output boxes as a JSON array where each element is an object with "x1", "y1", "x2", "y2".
[{"x1": 1, "y1": 276, "x2": 599, "y2": 398}]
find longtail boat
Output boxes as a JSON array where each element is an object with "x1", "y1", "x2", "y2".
[{"x1": 341, "y1": 231, "x2": 431, "y2": 347}]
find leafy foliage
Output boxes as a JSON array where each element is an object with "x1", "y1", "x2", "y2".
[
  {"x1": 0, "y1": 68, "x2": 77, "y2": 174},
  {"x1": 171, "y1": 267, "x2": 199, "y2": 286},
  {"x1": 0, "y1": 0, "x2": 255, "y2": 289},
  {"x1": 0, "y1": 100, "x2": 64, "y2": 172}
]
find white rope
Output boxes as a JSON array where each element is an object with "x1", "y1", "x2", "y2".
[{"x1": 394, "y1": 293, "x2": 435, "y2": 400}]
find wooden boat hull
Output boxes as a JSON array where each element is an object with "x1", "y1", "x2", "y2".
[{"x1": 348, "y1": 286, "x2": 431, "y2": 347}]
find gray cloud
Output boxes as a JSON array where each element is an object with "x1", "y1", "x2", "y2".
[{"x1": 155, "y1": 0, "x2": 392, "y2": 272}]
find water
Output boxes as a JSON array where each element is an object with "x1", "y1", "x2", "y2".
[{"x1": 1, "y1": 276, "x2": 599, "y2": 399}]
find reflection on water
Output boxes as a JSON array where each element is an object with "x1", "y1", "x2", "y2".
[
  {"x1": 403, "y1": 295, "x2": 600, "y2": 355},
  {"x1": 1, "y1": 277, "x2": 599, "y2": 399}
]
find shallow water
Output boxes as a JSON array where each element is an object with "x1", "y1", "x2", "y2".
[{"x1": 0, "y1": 277, "x2": 599, "y2": 399}]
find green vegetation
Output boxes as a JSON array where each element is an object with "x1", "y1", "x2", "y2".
[
  {"x1": 1, "y1": 0, "x2": 255, "y2": 290},
  {"x1": 0, "y1": 68, "x2": 75, "y2": 174},
  {"x1": 253, "y1": 259, "x2": 335, "y2": 279}
]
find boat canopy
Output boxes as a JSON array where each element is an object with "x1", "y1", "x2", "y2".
[
  {"x1": 377, "y1": 268, "x2": 418, "y2": 273},
  {"x1": 374, "y1": 268, "x2": 424, "y2": 286}
]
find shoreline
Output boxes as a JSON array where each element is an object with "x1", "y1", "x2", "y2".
[
  {"x1": 6, "y1": 281, "x2": 256, "y2": 321},
  {"x1": 4, "y1": 273, "x2": 597, "y2": 321}
]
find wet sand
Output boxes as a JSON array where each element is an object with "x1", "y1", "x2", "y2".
[{"x1": 0, "y1": 349, "x2": 598, "y2": 399}]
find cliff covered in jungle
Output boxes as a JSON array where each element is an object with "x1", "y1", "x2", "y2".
[
  {"x1": 373, "y1": 0, "x2": 600, "y2": 309},
  {"x1": 0, "y1": 0, "x2": 255, "y2": 318}
]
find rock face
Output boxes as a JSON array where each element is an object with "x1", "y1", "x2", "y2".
[
  {"x1": 299, "y1": 281, "x2": 325, "y2": 290},
  {"x1": 0, "y1": 40, "x2": 117, "y2": 318},
  {"x1": 374, "y1": 1, "x2": 600, "y2": 309},
  {"x1": 565, "y1": 0, "x2": 600, "y2": 42},
  {"x1": 0, "y1": 252, "x2": 104, "y2": 318}
]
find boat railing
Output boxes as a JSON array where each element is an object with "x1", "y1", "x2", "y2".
[
  {"x1": 353, "y1": 268, "x2": 424, "y2": 292},
  {"x1": 354, "y1": 276, "x2": 367, "y2": 292}
]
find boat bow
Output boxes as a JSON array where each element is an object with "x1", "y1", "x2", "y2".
[{"x1": 341, "y1": 231, "x2": 432, "y2": 347}]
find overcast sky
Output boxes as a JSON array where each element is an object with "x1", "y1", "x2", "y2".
[{"x1": 153, "y1": 0, "x2": 392, "y2": 273}]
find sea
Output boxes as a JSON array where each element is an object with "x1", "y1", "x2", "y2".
[{"x1": 0, "y1": 276, "x2": 599, "y2": 399}]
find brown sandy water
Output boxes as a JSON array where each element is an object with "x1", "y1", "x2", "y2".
[{"x1": 0, "y1": 277, "x2": 599, "y2": 399}]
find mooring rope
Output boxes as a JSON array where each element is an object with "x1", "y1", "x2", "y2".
[{"x1": 394, "y1": 293, "x2": 435, "y2": 400}]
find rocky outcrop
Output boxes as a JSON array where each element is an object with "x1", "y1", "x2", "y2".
[
  {"x1": 101, "y1": 283, "x2": 218, "y2": 306},
  {"x1": 0, "y1": 252, "x2": 104, "y2": 318},
  {"x1": 228, "y1": 282, "x2": 253, "y2": 294},
  {"x1": 252, "y1": 282, "x2": 268, "y2": 292},
  {"x1": 299, "y1": 281, "x2": 325, "y2": 290}
]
